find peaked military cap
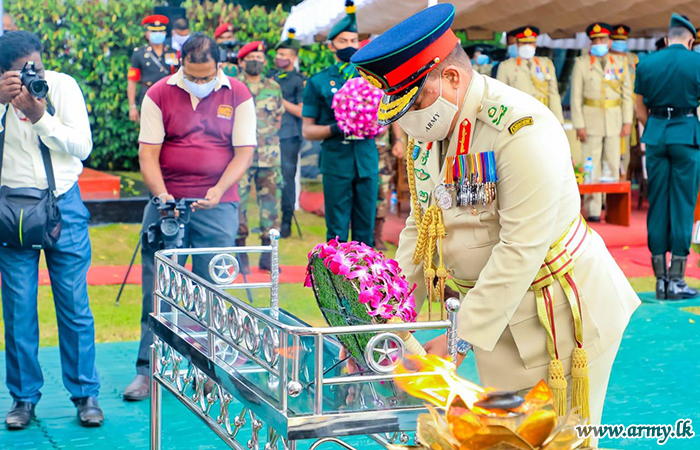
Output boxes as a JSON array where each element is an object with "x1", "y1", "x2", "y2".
[
  {"x1": 142, "y1": 15, "x2": 169, "y2": 32},
  {"x1": 670, "y1": 13, "x2": 696, "y2": 36},
  {"x1": 586, "y1": 23, "x2": 612, "y2": 39},
  {"x1": 329, "y1": 1, "x2": 358, "y2": 41},
  {"x1": 277, "y1": 28, "x2": 302, "y2": 50},
  {"x1": 351, "y1": 4, "x2": 459, "y2": 125},
  {"x1": 511, "y1": 26, "x2": 540, "y2": 43},
  {"x1": 239, "y1": 41, "x2": 266, "y2": 60},
  {"x1": 612, "y1": 24, "x2": 630, "y2": 40}
]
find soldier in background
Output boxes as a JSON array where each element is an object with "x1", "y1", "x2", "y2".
[
  {"x1": 610, "y1": 25, "x2": 639, "y2": 177},
  {"x1": 169, "y1": 18, "x2": 191, "y2": 52},
  {"x1": 127, "y1": 15, "x2": 178, "y2": 122},
  {"x1": 471, "y1": 46, "x2": 493, "y2": 76},
  {"x1": 236, "y1": 41, "x2": 285, "y2": 272},
  {"x1": 373, "y1": 123, "x2": 404, "y2": 250},
  {"x1": 497, "y1": 26, "x2": 564, "y2": 124},
  {"x1": 215, "y1": 22, "x2": 238, "y2": 77},
  {"x1": 571, "y1": 22, "x2": 633, "y2": 222},
  {"x1": 3, "y1": 13, "x2": 17, "y2": 32}
]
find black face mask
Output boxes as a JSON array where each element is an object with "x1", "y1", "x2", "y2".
[
  {"x1": 335, "y1": 46, "x2": 358, "y2": 63},
  {"x1": 244, "y1": 60, "x2": 265, "y2": 76}
]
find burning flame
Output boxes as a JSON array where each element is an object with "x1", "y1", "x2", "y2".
[{"x1": 275, "y1": 345, "x2": 303, "y2": 360}]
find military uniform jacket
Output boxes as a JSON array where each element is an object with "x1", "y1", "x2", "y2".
[
  {"x1": 302, "y1": 63, "x2": 378, "y2": 179},
  {"x1": 273, "y1": 69, "x2": 306, "y2": 140},
  {"x1": 473, "y1": 63, "x2": 493, "y2": 77},
  {"x1": 129, "y1": 45, "x2": 179, "y2": 104},
  {"x1": 570, "y1": 54, "x2": 633, "y2": 137},
  {"x1": 635, "y1": 44, "x2": 700, "y2": 147},
  {"x1": 240, "y1": 75, "x2": 285, "y2": 168},
  {"x1": 395, "y1": 73, "x2": 640, "y2": 390},
  {"x1": 496, "y1": 56, "x2": 564, "y2": 123}
]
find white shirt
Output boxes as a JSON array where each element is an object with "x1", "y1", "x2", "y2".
[{"x1": 0, "y1": 70, "x2": 93, "y2": 195}]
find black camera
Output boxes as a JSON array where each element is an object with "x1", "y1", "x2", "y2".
[
  {"x1": 20, "y1": 61, "x2": 48, "y2": 99},
  {"x1": 218, "y1": 40, "x2": 239, "y2": 65},
  {"x1": 143, "y1": 198, "x2": 200, "y2": 251}
]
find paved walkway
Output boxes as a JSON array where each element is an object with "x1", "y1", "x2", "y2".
[{"x1": 1, "y1": 303, "x2": 698, "y2": 449}]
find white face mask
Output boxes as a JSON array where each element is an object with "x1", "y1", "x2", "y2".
[
  {"x1": 398, "y1": 75, "x2": 460, "y2": 142},
  {"x1": 171, "y1": 33, "x2": 190, "y2": 50},
  {"x1": 518, "y1": 44, "x2": 536, "y2": 60},
  {"x1": 184, "y1": 77, "x2": 217, "y2": 99}
]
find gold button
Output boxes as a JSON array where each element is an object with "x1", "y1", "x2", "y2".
[
  {"x1": 477, "y1": 104, "x2": 483, "y2": 112},
  {"x1": 470, "y1": 207, "x2": 478, "y2": 215}
]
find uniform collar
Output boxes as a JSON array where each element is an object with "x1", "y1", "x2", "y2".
[
  {"x1": 443, "y1": 72, "x2": 486, "y2": 159},
  {"x1": 168, "y1": 67, "x2": 231, "y2": 110}
]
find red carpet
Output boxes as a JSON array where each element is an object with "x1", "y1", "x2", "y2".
[{"x1": 299, "y1": 189, "x2": 700, "y2": 279}]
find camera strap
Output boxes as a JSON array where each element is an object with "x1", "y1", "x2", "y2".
[{"x1": 0, "y1": 99, "x2": 57, "y2": 193}]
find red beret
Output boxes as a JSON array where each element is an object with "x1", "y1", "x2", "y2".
[
  {"x1": 215, "y1": 23, "x2": 233, "y2": 40},
  {"x1": 238, "y1": 41, "x2": 266, "y2": 60},
  {"x1": 142, "y1": 15, "x2": 169, "y2": 31}
]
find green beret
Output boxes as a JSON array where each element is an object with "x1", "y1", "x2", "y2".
[
  {"x1": 670, "y1": 12, "x2": 696, "y2": 36},
  {"x1": 277, "y1": 28, "x2": 302, "y2": 50},
  {"x1": 329, "y1": 0, "x2": 358, "y2": 41}
]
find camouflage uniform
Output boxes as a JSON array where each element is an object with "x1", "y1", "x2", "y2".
[{"x1": 237, "y1": 76, "x2": 285, "y2": 240}]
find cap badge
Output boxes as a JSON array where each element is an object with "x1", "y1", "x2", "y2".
[
  {"x1": 524, "y1": 28, "x2": 533, "y2": 37},
  {"x1": 593, "y1": 24, "x2": 601, "y2": 33}
]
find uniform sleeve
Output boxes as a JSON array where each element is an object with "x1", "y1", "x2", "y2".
[
  {"x1": 232, "y1": 97, "x2": 258, "y2": 147},
  {"x1": 302, "y1": 77, "x2": 320, "y2": 119},
  {"x1": 395, "y1": 201, "x2": 427, "y2": 312},
  {"x1": 633, "y1": 62, "x2": 644, "y2": 96},
  {"x1": 457, "y1": 114, "x2": 567, "y2": 351},
  {"x1": 570, "y1": 59, "x2": 585, "y2": 130},
  {"x1": 295, "y1": 75, "x2": 306, "y2": 104},
  {"x1": 496, "y1": 61, "x2": 508, "y2": 84},
  {"x1": 138, "y1": 94, "x2": 165, "y2": 145},
  {"x1": 32, "y1": 74, "x2": 93, "y2": 161},
  {"x1": 622, "y1": 59, "x2": 633, "y2": 124},
  {"x1": 128, "y1": 50, "x2": 142, "y2": 82},
  {"x1": 548, "y1": 60, "x2": 565, "y2": 124}
]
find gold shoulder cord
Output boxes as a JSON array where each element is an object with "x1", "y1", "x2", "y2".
[{"x1": 405, "y1": 137, "x2": 448, "y2": 319}]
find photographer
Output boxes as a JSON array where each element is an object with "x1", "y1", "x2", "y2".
[
  {"x1": 123, "y1": 33, "x2": 255, "y2": 401},
  {"x1": 0, "y1": 31, "x2": 103, "y2": 429},
  {"x1": 215, "y1": 22, "x2": 238, "y2": 77}
]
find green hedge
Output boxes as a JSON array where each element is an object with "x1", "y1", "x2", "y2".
[{"x1": 7, "y1": 0, "x2": 334, "y2": 171}]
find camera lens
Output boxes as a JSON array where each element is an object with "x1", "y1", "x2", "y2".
[
  {"x1": 28, "y1": 79, "x2": 49, "y2": 99},
  {"x1": 160, "y1": 219, "x2": 180, "y2": 237}
]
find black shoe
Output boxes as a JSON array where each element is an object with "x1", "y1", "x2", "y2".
[
  {"x1": 5, "y1": 401, "x2": 35, "y2": 430},
  {"x1": 651, "y1": 254, "x2": 668, "y2": 300},
  {"x1": 587, "y1": 216, "x2": 601, "y2": 223},
  {"x1": 235, "y1": 238, "x2": 250, "y2": 275},
  {"x1": 280, "y1": 221, "x2": 292, "y2": 239},
  {"x1": 667, "y1": 256, "x2": 699, "y2": 300},
  {"x1": 123, "y1": 374, "x2": 150, "y2": 401},
  {"x1": 259, "y1": 238, "x2": 272, "y2": 271},
  {"x1": 74, "y1": 397, "x2": 104, "y2": 427}
]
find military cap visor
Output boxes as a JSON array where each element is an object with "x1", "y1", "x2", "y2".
[
  {"x1": 143, "y1": 14, "x2": 169, "y2": 32},
  {"x1": 586, "y1": 23, "x2": 612, "y2": 39},
  {"x1": 352, "y1": 4, "x2": 458, "y2": 125},
  {"x1": 670, "y1": 13, "x2": 697, "y2": 37},
  {"x1": 512, "y1": 26, "x2": 540, "y2": 43}
]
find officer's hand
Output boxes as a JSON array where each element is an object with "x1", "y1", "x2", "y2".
[
  {"x1": 576, "y1": 128, "x2": 587, "y2": 143},
  {"x1": 0, "y1": 71, "x2": 22, "y2": 105},
  {"x1": 620, "y1": 123, "x2": 631, "y2": 137},
  {"x1": 422, "y1": 334, "x2": 466, "y2": 367},
  {"x1": 129, "y1": 106, "x2": 140, "y2": 122},
  {"x1": 11, "y1": 86, "x2": 45, "y2": 124},
  {"x1": 157, "y1": 194, "x2": 179, "y2": 218},
  {"x1": 193, "y1": 186, "x2": 224, "y2": 210},
  {"x1": 392, "y1": 140, "x2": 406, "y2": 159}
]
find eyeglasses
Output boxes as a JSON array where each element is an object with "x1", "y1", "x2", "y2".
[{"x1": 183, "y1": 72, "x2": 217, "y2": 84}]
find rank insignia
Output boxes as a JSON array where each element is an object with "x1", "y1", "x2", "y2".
[
  {"x1": 412, "y1": 144, "x2": 421, "y2": 161},
  {"x1": 508, "y1": 116, "x2": 534, "y2": 135},
  {"x1": 414, "y1": 168, "x2": 430, "y2": 181},
  {"x1": 418, "y1": 190, "x2": 429, "y2": 203},
  {"x1": 420, "y1": 148, "x2": 430, "y2": 165}
]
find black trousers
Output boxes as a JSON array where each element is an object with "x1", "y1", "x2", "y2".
[{"x1": 280, "y1": 137, "x2": 302, "y2": 220}]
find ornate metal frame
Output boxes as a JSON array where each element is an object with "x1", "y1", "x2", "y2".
[{"x1": 150, "y1": 230, "x2": 461, "y2": 450}]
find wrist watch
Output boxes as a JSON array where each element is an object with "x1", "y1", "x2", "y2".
[{"x1": 456, "y1": 339, "x2": 472, "y2": 356}]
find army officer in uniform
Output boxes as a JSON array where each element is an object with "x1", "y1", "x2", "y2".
[
  {"x1": 352, "y1": 4, "x2": 640, "y2": 443},
  {"x1": 496, "y1": 26, "x2": 564, "y2": 124},
  {"x1": 127, "y1": 15, "x2": 179, "y2": 123},
  {"x1": 635, "y1": 14, "x2": 700, "y2": 300},
  {"x1": 302, "y1": 1, "x2": 378, "y2": 245}
]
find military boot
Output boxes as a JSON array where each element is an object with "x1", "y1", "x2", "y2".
[
  {"x1": 259, "y1": 237, "x2": 272, "y2": 272},
  {"x1": 235, "y1": 238, "x2": 250, "y2": 275},
  {"x1": 651, "y1": 254, "x2": 668, "y2": 300},
  {"x1": 374, "y1": 218, "x2": 387, "y2": 251},
  {"x1": 667, "y1": 255, "x2": 699, "y2": 300},
  {"x1": 280, "y1": 213, "x2": 292, "y2": 239}
]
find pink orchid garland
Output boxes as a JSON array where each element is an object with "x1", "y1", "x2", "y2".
[
  {"x1": 331, "y1": 77, "x2": 387, "y2": 139},
  {"x1": 305, "y1": 239, "x2": 418, "y2": 323}
]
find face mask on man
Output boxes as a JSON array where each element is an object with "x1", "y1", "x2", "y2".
[
  {"x1": 475, "y1": 54, "x2": 490, "y2": 65},
  {"x1": 590, "y1": 43, "x2": 610, "y2": 57},
  {"x1": 244, "y1": 60, "x2": 266, "y2": 76},
  {"x1": 518, "y1": 44, "x2": 536, "y2": 60},
  {"x1": 611, "y1": 40, "x2": 628, "y2": 53},
  {"x1": 335, "y1": 45, "x2": 358, "y2": 63},
  {"x1": 275, "y1": 58, "x2": 292, "y2": 69},
  {"x1": 398, "y1": 73, "x2": 460, "y2": 142},
  {"x1": 507, "y1": 44, "x2": 518, "y2": 58},
  {"x1": 171, "y1": 33, "x2": 190, "y2": 50},
  {"x1": 149, "y1": 32, "x2": 166, "y2": 45},
  {"x1": 184, "y1": 77, "x2": 217, "y2": 99}
]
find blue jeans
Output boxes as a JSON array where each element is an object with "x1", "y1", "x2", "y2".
[{"x1": 0, "y1": 183, "x2": 100, "y2": 404}]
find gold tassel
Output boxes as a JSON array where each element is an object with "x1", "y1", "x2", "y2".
[
  {"x1": 571, "y1": 347, "x2": 590, "y2": 420},
  {"x1": 548, "y1": 359, "x2": 568, "y2": 417}
]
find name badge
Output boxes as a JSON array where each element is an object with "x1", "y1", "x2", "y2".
[{"x1": 165, "y1": 53, "x2": 178, "y2": 66}]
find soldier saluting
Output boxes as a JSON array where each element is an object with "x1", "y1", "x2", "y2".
[{"x1": 352, "y1": 5, "x2": 639, "y2": 446}]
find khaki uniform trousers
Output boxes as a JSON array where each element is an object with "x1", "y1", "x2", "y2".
[{"x1": 581, "y1": 134, "x2": 622, "y2": 217}]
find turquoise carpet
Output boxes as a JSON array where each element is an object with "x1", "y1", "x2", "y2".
[{"x1": 1, "y1": 304, "x2": 698, "y2": 449}]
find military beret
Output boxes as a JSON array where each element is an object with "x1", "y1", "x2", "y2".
[
  {"x1": 142, "y1": 15, "x2": 169, "y2": 32},
  {"x1": 277, "y1": 28, "x2": 302, "y2": 50},
  {"x1": 215, "y1": 23, "x2": 233, "y2": 40},
  {"x1": 586, "y1": 23, "x2": 612, "y2": 39},
  {"x1": 669, "y1": 13, "x2": 696, "y2": 37},
  {"x1": 329, "y1": 1, "x2": 358, "y2": 41},
  {"x1": 612, "y1": 24, "x2": 630, "y2": 40},
  {"x1": 511, "y1": 26, "x2": 540, "y2": 43},
  {"x1": 351, "y1": 4, "x2": 459, "y2": 125},
  {"x1": 239, "y1": 41, "x2": 266, "y2": 60}
]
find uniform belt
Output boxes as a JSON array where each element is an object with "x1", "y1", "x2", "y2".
[
  {"x1": 650, "y1": 107, "x2": 698, "y2": 119},
  {"x1": 584, "y1": 98, "x2": 622, "y2": 108}
]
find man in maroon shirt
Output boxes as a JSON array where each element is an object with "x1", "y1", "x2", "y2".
[{"x1": 123, "y1": 33, "x2": 256, "y2": 401}]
